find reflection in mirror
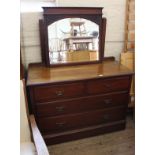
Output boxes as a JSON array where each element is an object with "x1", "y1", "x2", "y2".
[{"x1": 48, "y1": 18, "x2": 99, "y2": 64}]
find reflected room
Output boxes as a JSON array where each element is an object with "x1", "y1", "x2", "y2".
[{"x1": 48, "y1": 18, "x2": 99, "y2": 64}]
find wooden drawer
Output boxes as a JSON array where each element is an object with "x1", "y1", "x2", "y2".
[
  {"x1": 36, "y1": 92, "x2": 128, "y2": 117},
  {"x1": 37, "y1": 106, "x2": 126, "y2": 133},
  {"x1": 87, "y1": 76, "x2": 130, "y2": 95},
  {"x1": 33, "y1": 82, "x2": 85, "y2": 102}
]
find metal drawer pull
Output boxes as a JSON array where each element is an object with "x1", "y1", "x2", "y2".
[
  {"x1": 103, "y1": 114, "x2": 110, "y2": 120},
  {"x1": 56, "y1": 106, "x2": 65, "y2": 112},
  {"x1": 55, "y1": 90, "x2": 64, "y2": 96},
  {"x1": 56, "y1": 122, "x2": 66, "y2": 127},
  {"x1": 104, "y1": 99, "x2": 112, "y2": 104}
]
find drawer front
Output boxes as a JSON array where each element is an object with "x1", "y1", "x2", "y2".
[
  {"x1": 37, "y1": 106, "x2": 126, "y2": 133},
  {"x1": 33, "y1": 82, "x2": 85, "y2": 102},
  {"x1": 36, "y1": 92, "x2": 128, "y2": 117},
  {"x1": 87, "y1": 76, "x2": 130, "y2": 95}
]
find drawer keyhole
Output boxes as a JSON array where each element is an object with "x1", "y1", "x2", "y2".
[{"x1": 56, "y1": 90, "x2": 64, "y2": 96}]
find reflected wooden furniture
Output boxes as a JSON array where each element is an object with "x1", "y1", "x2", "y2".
[
  {"x1": 70, "y1": 21, "x2": 86, "y2": 36},
  {"x1": 27, "y1": 60, "x2": 133, "y2": 145},
  {"x1": 50, "y1": 50, "x2": 98, "y2": 64},
  {"x1": 66, "y1": 50, "x2": 98, "y2": 62},
  {"x1": 20, "y1": 80, "x2": 49, "y2": 155},
  {"x1": 63, "y1": 36, "x2": 95, "y2": 51}
]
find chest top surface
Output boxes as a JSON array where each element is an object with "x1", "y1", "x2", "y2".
[{"x1": 27, "y1": 60, "x2": 133, "y2": 86}]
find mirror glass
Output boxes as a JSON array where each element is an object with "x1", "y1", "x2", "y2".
[{"x1": 48, "y1": 18, "x2": 99, "y2": 64}]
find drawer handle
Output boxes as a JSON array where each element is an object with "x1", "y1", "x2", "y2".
[
  {"x1": 56, "y1": 122, "x2": 66, "y2": 127},
  {"x1": 103, "y1": 114, "x2": 110, "y2": 121},
  {"x1": 55, "y1": 90, "x2": 64, "y2": 96},
  {"x1": 104, "y1": 99, "x2": 112, "y2": 105},
  {"x1": 56, "y1": 106, "x2": 65, "y2": 112}
]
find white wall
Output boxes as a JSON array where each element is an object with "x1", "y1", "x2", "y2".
[
  {"x1": 56, "y1": 0, "x2": 126, "y2": 60},
  {"x1": 21, "y1": 12, "x2": 43, "y2": 67},
  {"x1": 20, "y1": 0, "x2": 55, "y2": 67},
  {"x1": 21, "y1": 0, "x2": 126, "y2": 67}
]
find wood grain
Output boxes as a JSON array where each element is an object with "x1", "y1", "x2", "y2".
[
  {"x1": 27, "y1": 60, "x2": 133, "y2": 145},
  {"x1": 37, "y1": 106, "x2": 126, "y2": 133},
  {"x1": 27, "y1": 60, "x2": 133, "y2": 86},
  {"x1": 48, "y1": 116, "x2": 134, "y2": 155},
  {"x1": 35, "y1": 92, "x2": 128, "y2": 117}
]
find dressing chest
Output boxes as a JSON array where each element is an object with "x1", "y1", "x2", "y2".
[
  {"x1": 26, "y1": 7, "x2": 133, "y2": 145},
  {"x1": 27, "y1": 61, "x2": 133, "y2": 145}
]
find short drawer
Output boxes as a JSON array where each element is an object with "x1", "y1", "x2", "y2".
[
  {"x1": 33, "y1": 82, "x2": 85, "y2": 102},
  {"x1": 36, "y1": 92, "x2": 128, "y2": 117},
  {"x1": 37, "y1": 106, "x2": 126, "y2": 133},
  {"x1": 87, "y1": 76, "x2": 130, "y2": 95}
]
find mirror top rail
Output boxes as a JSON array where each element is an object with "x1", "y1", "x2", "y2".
[{"x1": 42, "y1": 7, "x2": 103, "y2": 15}]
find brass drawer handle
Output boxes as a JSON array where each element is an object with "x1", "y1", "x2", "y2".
[
  {"x1": 55, "y1": 90, "x2": 64, "y2": 96},
  {"x1": 104, "y1": 99, "x2": 112, "y2": 105},
  {"x1": 56, "y1": 122, "x2": 66, "y2": 127},
  {"x1": 56, "y1": 106, "x2": 65, "y2": 112},
  {"x1": 103, "y1": 114, "x2": 110, "y2": 121}
]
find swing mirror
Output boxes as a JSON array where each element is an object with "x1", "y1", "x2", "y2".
[
  {"x1": 48, "y1": 18, "x2": 99, "y2": 64},
  {"x1": 40, "y1": 7, "x2": 106, "y2": 67}
]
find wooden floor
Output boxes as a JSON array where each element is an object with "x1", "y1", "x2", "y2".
[{"x1": 48, "y1": 115, "x2": 135, "y2": 155}]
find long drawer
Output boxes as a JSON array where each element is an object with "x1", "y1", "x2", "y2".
[
  {"x1": 32, "y1": 76, "x2": 130, "y2": 103},
  {"x1": 33, "y1": 82, "x2": 85, "y2": 102},
  {"x1": 37, "y1": 106, "x2": 126, "y2": 133},
  {"x1": 87, "y1": 76, "x2": 130, "y2": 95},
  {"x1": 36, "y1": 92, "x2": 128, "y2": 117}
]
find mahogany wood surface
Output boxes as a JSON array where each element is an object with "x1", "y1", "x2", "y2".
[
  {"x1": 43, "y1": 7, "x2": 103, "y2": 15},
  {"x1": 87, "y1": 76, "x2": 130, "y2": 95},
  {"x1": 39, "y1": 20, "x2": 46, "y2": 64},
  {"x1": 27, "y1": 60, "x2": 133, "y2": 145},
  {"x1": 44, "y1": 120, "x2": 125, "y2": 145},
  {"x1": 35, "y1": 92, "x2": 128, "y2": 117},
  {"x1": 37, "y1": 106, "x2": 126, "y2": 134},
  {"x1": 33, "y1": 82, "x2": 85, "y2": 102},
  {"x1": 40, "y1": 7, "x2": 105, "y2": 67},
  {"x1": 27, "y1": 60, "x2": 133, "y2": 86}
]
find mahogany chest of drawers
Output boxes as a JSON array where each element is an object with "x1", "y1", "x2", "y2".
[{"x1": 27, "y1": 61, "x2": 133, "y2": 145}]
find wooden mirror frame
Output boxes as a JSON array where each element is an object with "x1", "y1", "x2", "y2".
[{"x1": 39, "y1": 7, "x2": 106, "y2": 67}]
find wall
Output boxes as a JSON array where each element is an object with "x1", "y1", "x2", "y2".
[
  {"x1": 21, "y1": 12, "x2": 43, "y2": 67},
  {"x1": 21, "y1": 0, "x2": 127, "y2": 68},
  {"x1": 20, "y1": 0, "x2": 55, "y2": 67}
]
